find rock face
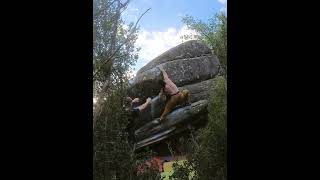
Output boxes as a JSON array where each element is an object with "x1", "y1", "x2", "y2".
[
  {"x1": 134, "y1": 100, "x2": 208, "y2": 149},
  {"x1": 137, "y1": 40, "x2": 212, "y2": 74},
  {"x1": 128, "y1": 40, "x2": 222, "y2": 150},
  {"x1": 129, "y1": 55, "x2": 220, "y2": 100}
]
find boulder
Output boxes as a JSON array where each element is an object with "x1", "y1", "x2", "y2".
[
  {"x1": 178, "y1": 78, "x2": 215, "y2": 103},
  {"x1": 129, "y1": 55, "x2": 220, "y2": 99},
  {"x1": 137, "y1": 40, "x2": 212, "y2": 74},
  {"x1": 125, "y1": 40, "x2": 222, "y2": 149},
  {"x1": 133, "y1": 78, "x2": 216, "y2": 127},
  {"x1": 134, "y1": 100, "x2": 208, "y2": 149}
]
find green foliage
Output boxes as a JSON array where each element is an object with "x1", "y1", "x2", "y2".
[
  {"x1": 195, "y1": 76, "x2": 227, "y2": 180},
  {"x1": 93, "y1": 0, "x2": 139, "y2": 93},
  {"x1": 182, "y1": 12, "x2": 227, "y2": 75},
  {"x1": 93, "y1": 87, "x2": 135, "y2": 180},
  {"x1": 173, "y1": 12, "x2": 227, "y2": 178},
  {"x1": 137, "y1": 168, "x2": 161, "y2": 180},
  {"x1": 170, "y1": 76, "x2": 227, "y2": 180},
  {"x1": 169, "y1": 160, "x2": 195, "y2": 180},
  {"x1": 93, "y1": 1, "x2": 161, "y2": 179}
]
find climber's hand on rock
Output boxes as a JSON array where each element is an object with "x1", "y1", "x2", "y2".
[
  {"x1": 132, "y1": 98, "x2": 140, "y2": 103},
  {"x1": 157, "y1": 65, "x2": 164, "y2": 72},
  {"x1": 146, "y1": 97, "x2": 152, "y2": 104}
]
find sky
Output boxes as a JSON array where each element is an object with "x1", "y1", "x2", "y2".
[{"x1": 122, "y1": 0, "x2": 227, "y2": 77}]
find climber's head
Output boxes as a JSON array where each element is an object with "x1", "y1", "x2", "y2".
[{"x1": 181, "y1": 89, "x2": 189, "y2": 96}]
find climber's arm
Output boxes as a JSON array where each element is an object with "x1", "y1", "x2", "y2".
[
  {"x1": 136, "y1": 97, "x2": 151, "y2": 111},
  {"x1": 132, "y1": 98, "x2": 140, "y2": 103},
  {"x1": 158, "y1": 65, "x2": 169, "y2": 79},
  {"x1": 159, "y1": 88, "x2": 166, "y2": 101}
]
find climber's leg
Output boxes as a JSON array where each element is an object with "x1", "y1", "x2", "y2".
[
  {"x1": 160, "y1": 94, "x2": 180, "y2": 121},
  {"x1": 159, "y1": 104, "x2": 172, "y2": 121}
]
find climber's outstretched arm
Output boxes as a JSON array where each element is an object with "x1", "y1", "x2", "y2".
[
  {"x1": 158, "y1": 65, "x2": 168, "y2": 80},
  {"x1": 132, "y1": 98, "x2": 140, "y2": 103},
  {"x1": 137, "y1": 97, "x2": 151, "y2": 111}
]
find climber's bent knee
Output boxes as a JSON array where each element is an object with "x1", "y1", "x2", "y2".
[{"x1": 160, "y1": 93, "x2": 181, "y2": 121}]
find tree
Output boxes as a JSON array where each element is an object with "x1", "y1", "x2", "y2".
[
  {"x1": 170, "y1": 76, "x2": 227, "y2": 180},
  {"x1": 93, "y1": 1, "x2": 138, "y2": 179},
  {"x1": 194, "y1": 76, "x2": 227, "y2": 180},
  {"x1": 93, "y1": 0, "x2": 159, "y2": 179},
  {"x1": 93, "y1": 0, "x2": 139, "y2": 127},
  {"x1": 181, "y1": 12, "x2": 227, "y2": 76}
]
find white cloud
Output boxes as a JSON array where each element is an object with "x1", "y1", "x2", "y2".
[
  {"x1": 134, "y1": 25, "x2": 199, "y2": 69},
  {"x1": 218, "y1": 0, "x2": 227, "y2": 4}
]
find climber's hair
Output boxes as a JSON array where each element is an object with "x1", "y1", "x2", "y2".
[
  {"x1": 181, "y1": 89, "x2": 190, "y2": 103},
  {"x1": 181, "y1": 89, "x2": 189, "y2": 96}
]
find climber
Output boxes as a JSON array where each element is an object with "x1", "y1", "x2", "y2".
[{"x1": 157, "y1": 65, "x2": 191, "y2": 122}]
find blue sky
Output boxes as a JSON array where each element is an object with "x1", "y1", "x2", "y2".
[{"x1": 122, "y1": 0, "x2": 227, "y2": 77}]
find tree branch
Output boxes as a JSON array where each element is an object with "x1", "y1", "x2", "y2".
[{"x1": 93, "y1": 8, "x2": 151, "y2": 79}]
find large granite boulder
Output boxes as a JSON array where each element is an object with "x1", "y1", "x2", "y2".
[
  {"x1": 137, "y1": 40, "x2": 212, "y2": 74},
  {"x1": 135, "y1": 100, "x2": 208, "y2": 145},
  {"x1": 127, "y1": 40, "x2": 222, "y2": 150},
  {"x1": 129, "y1": 55, "x2": 220, "y2": 100}
]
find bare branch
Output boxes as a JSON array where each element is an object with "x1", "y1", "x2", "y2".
[
  {"x1": 93, "y1": 8, "x2": 151, "y2": 79},
  {"x1": 133, "y1": 8, "x2": 151, "y2": 31},
  {"x1": 119, "y1": 0, "x2": 130, "y2": 9}
]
